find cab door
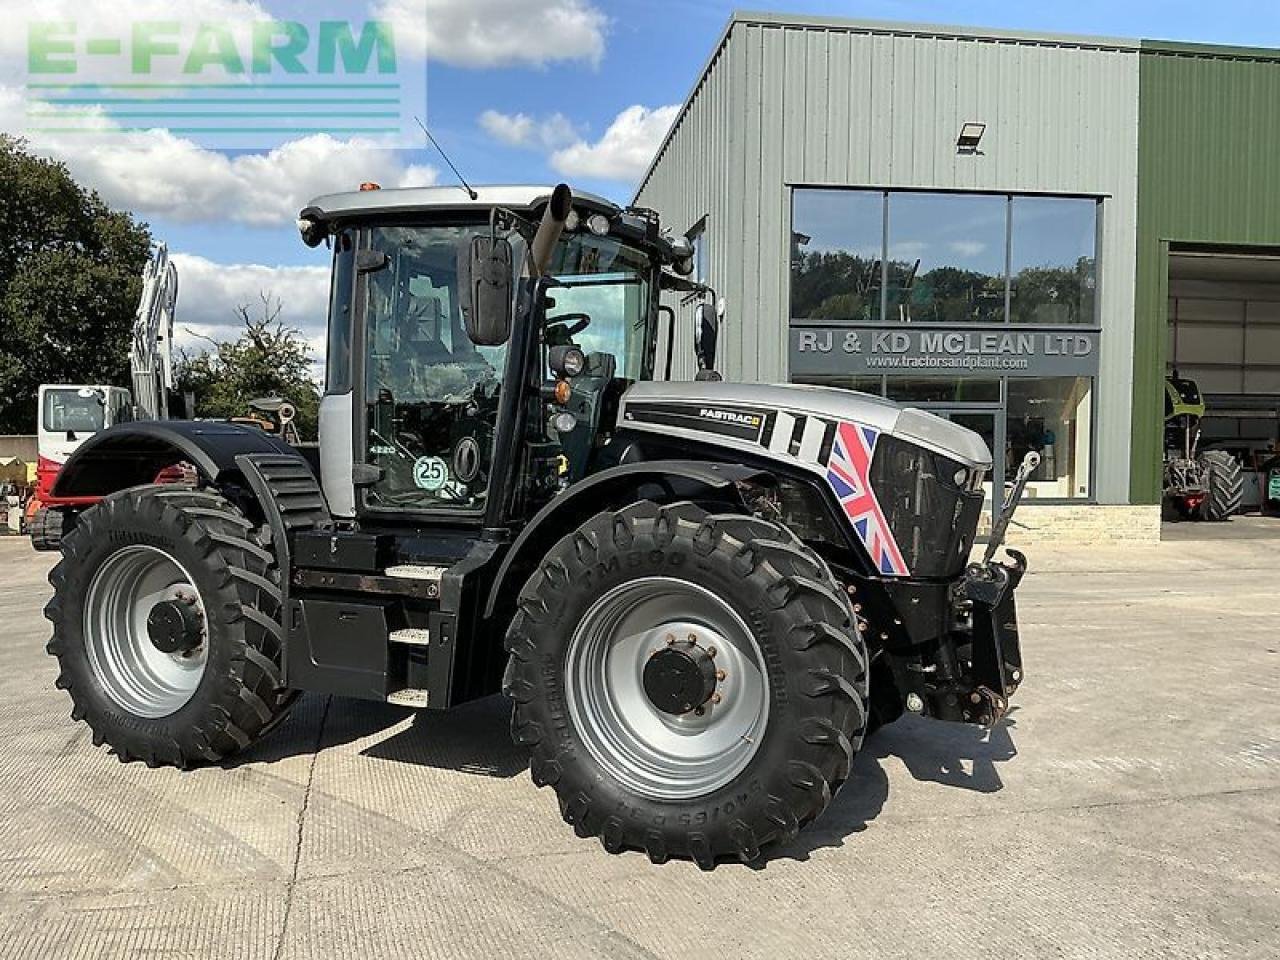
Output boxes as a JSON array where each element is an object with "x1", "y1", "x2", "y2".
[{"x1": 318, "y1": 230, "x2": 359, "y2": 517}]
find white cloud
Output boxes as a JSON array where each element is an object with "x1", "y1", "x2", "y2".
[
  {"x1": 373, "y1": 0, "x2": 607, "y2": 68},
  {"x1": 478, "y1": 109, "x2": 579, "y2": 150},
  {"x1": 949, "y1": 241, "x2": 988, "y2": 258},
  {"x1": 1, "y1": 86, "x2": 437, "y2": 227},
  {"x1": 169, "y1": 254, "x2": 330, "y2": 353},
  {"x1": 550, "y1": 104, "x2": 678, "y2": 184}
]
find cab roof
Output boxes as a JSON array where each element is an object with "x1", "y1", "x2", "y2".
[{"x1": 300, "y1": 184, "x2": 619, "y2": 222}]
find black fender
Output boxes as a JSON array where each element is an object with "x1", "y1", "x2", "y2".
[
  {"x1": 481, "y1": 459, "x2": 770, "y2": 619},
  {"x1": 51, "y1": 420, "x2": 298, "y2": 499}
]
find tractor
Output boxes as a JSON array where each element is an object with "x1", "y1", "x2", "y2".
[
  {"x1": 1162, "y1": 375, "x2": 1244, "y2": 521},
  {"x1": 43, "y1": 184, "x2": 1030, "y2": 868}
]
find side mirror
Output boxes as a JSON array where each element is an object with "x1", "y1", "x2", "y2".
[
  {"x1": 694, "y1": 301, "x2": 719, "y2": 373},
  {"x1": 458, "y1": 235, "x2": 514, "y2": 346}
]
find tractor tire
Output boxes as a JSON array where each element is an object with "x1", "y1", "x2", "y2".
[
  {"x1": 44, "y1": 485, "x2": 296, "y2": 767},
  {"x1": 504, "y1": 500, "x2": 868, "y2": 869},
  {"x1": 30, "y1": 506, "x2": 65, "y2": 552},
  {"x1": 1197, "y1": 451, "x2": 1244, "y2": 521}
]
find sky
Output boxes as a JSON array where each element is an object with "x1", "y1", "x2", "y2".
[{"x1": 5, "y1": 0, "x2": 1280, "y2": 359}]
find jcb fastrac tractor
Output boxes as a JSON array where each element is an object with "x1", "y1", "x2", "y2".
[
  {"x1": 1163, "y1": 375, "x2": 1243, "y2": 521},
  {"x1": 44, "y1": 184, "x2": 1030, "y2": 868}
]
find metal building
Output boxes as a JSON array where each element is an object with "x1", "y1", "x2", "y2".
[{"x1": 636, "y1": 12, "x2": 1280, "y2": 536}]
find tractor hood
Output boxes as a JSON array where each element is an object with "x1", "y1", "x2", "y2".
[{"x1": 617, "y1": 381, "x2": 993, "y2": 472}]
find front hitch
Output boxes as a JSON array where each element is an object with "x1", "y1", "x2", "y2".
[{"x1": 953, "y1": 451, "x2": 1040, "y2": 725}]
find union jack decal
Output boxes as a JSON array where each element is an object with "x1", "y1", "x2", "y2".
[{"x1": 825, "y1": 422, "x2": 910, "y2": 577}]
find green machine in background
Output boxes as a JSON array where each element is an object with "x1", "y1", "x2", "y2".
[{"x1": 1163, "y1": 375, "x2": 1244, "y2": 521}]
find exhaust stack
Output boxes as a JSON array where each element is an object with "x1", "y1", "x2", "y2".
[{"x1": 528, "y1": 183, "x2": 573, "y2": 278}]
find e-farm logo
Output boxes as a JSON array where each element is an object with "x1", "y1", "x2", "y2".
[{"x1": 21, "y1": 9, "x2": 427, "y2": 149}]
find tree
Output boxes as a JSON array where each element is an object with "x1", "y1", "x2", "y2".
[
  {"x1": 0, "y1": 136, "x2": 152, "y2": 433},
  {"x1": 175, "y1": 293, "x2": 321, "y2": 439}
]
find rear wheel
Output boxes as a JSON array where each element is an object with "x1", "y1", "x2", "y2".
[
  {"x1": 504, "y1": 500, "x2": 868, "y2": 868},
  {"x1": 45, "y1": 485, "x2": 296, "y2": 766},
  {"x1": 1197, "y1": 451, "x2": 1243, "y2": 521}
]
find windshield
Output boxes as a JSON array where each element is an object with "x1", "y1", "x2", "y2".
[
  {"x1": 43, "y1": 389, "x2": 105, "y2": 434},
  {"x1": 546, "y1": 235, "x2": 654, "y2": 381},
  {"x1": 361, "y1": 222, "x2": 656, "y2": 513}
]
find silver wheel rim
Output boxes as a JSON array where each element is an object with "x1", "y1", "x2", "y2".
[
  {"x1": 83, "y1": 545, "x2": 209, "y2": 718},
  {"x1": 565, "y1": 577, "x2": 769, "y2": 801}
]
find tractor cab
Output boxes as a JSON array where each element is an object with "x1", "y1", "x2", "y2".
[{"x1": 297, "y1": 185, "x2": 697, "y2": 529}]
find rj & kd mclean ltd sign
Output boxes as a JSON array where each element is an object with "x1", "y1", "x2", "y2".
[{"x1": 789, "y1": 324, "x2": 1100, "y2": 378}]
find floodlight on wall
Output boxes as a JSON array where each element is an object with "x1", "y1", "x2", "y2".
[{"x1": 957, "y1": 122, "x2": 986, "y2": 155}]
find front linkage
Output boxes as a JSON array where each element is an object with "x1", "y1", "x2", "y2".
[{"x1": 865, "y1": 452, "x2": 1037, "y2": 729}]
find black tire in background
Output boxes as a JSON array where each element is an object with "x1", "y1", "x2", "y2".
[
  {"x1": 1197, "y1": 450, "x2": 1244, "y2": 521},
  {"x1": 29, "y1": 506, "x2": 65, "y2": 552},
  {"x1": 504, "y1": 499, "x2": 868, "y2": 869},
  {"x1": 1261, "y1": 457, "x2": 1280, "y2": 518},
  {"x1": 45, "y1": 485, "x2": 296, "y2": 767}
]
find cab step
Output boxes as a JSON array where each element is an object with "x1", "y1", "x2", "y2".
[
  {"x1": 385, "y1": 565, "x2": 447, "y2": 582},
  {"x1": 390, "y1": 628, "x2": 430, "y2": 647},
  {"x1": 387, "y1": 688, "x2": 430, "y2": 708}
]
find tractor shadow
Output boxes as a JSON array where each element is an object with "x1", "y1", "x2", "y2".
[
  {"x1": 229, "y1": 693, "x2": 527, "y2": 780},
  {"x1": 762, "y1": 711, "x2": 1019, "y2": 866},
  {"x1": 358, "y1": 694, "x2": 527, "y2": 778}
]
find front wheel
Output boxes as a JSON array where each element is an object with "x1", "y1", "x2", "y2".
[
  {"x1": 45, "y1": 485, "x2": 296, "y2": 767},
  {"x1": 504, "y1": 500, "x2": 868, "y2": 868}
]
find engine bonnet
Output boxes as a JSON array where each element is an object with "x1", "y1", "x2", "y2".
[{"x1": 617, "y1": 381, "x2": 993, "y2": 471}]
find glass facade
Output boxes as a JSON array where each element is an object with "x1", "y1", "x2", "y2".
[{"x1": 791, "y1": 188, "x2": 1099, "y2": 326}]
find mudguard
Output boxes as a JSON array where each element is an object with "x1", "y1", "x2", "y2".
[
  {"x1": 481, "y1": 459, "x2": 770, "y2": 619},
  {"x1": 50, "y1": 420, "x2": 297, "y2": 498}
]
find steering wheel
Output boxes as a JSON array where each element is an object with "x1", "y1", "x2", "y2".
[{"x1": 546, "y1": 313, "x2": 591, "y2": 345}]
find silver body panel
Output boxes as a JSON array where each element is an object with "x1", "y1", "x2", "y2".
[
  {"x1": 618, "y1": 381, "x2": 993, "y2": 471},
  {"x1": 318, "y1": 392, "x2": 356, "y2": 518}
]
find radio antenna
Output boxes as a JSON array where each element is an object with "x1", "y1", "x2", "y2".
[{"x1": 415, "y1": 116, "x2": 478, "y2": 201}]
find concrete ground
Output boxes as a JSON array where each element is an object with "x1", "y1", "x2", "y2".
[
  {"x1": 0, "y1": 534, "x2": 1277, "y2": 960},
  {"x1": 1162, "y1": 512, "x2": 1280, "y2": 541}
]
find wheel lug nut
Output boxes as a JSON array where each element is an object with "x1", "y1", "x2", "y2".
[
  {"x1": 706, "y1": 646, "x2": 717, "y2": 658},
  {"x1": 665, "y1": 634, "x2": 675, "y2": 645},
  {"x1": 711, "y1": 693, "x2": 722, "y2": 705},
  {"x1": 716, "y1": 669, "x2": 726, "y2": 681},
  {"x1": 694, "y1": 706, "x2": 706, "y2": 716},
  {"x1": 687, "y1": 633, "x2": 697, "y2": 643}
]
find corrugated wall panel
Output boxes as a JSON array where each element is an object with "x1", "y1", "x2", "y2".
[
  {"x1": 638, "y1": 17, "x2": 1141, "y2": 501},
  {"x1": 1131, "y1": 47, "x2": 1280, "y2": 502}
]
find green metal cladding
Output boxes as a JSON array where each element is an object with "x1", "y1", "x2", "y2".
[{"x1": 1132, "y1": 42, "x2": 1280, "y2": 503}]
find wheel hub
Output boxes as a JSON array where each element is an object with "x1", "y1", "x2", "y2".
[
  {"x1": 564, "y1": 577, "x2": 769, "y2": 801},
  {"x1": 147, "y1": 598, "x2": 203, "y2": 655},
  {"x1": 643, "y1": 641, "x2": 717, "y2": 715}
]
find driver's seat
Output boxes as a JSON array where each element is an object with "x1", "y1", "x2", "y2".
[{"x1": 559, "y1": 351, "x2": 616, "y2": 479}]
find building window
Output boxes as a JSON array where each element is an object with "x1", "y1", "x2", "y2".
[
  {"x1": 792, "y1": 374, "x2": 885, "y2": 395},
  {"x1": 884, "y1": 376, "x2": 1001, "y2": 404},
  {"x1": 1009, "y1": 197, "x2": 1098, "y2": 325},
  {"x1": 886, "y1": 192, "x2": 1007, "y2": 324},
  {"x1": 790, "y1": 188, "x2": 1100, "y2": 325},
  {"x1": 791, "y1": 189, "x2": 885, "y2": 322},
  {"x1": 1006, "y1": 377, "x2": 1093, "y2": 498}
]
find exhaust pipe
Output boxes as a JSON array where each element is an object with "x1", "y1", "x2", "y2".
[{"x1": 528, "y1": 183, "x2": 573, "y2": 278}]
